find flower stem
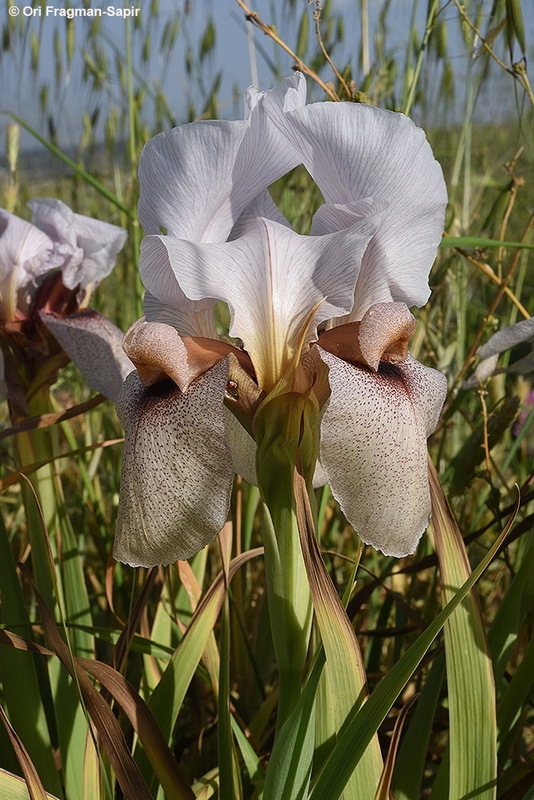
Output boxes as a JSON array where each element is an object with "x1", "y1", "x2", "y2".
[
  {"x1": 261, "y1": 498, "x2": 313, "y2": 729},
  {"x1": 253, "y1": 389, "x2": 318, "y2": 730}
]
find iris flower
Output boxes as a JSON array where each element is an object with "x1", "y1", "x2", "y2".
[
  {"x1": 114, "y1": 74, "x2": 448, "y2": 567},
  {"x1": 0, "y1": 199, "x2": 131, "y2": 406}
]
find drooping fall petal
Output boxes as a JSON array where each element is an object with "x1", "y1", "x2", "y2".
[
  {"x1": 39, "y1": 310, "x2": 134, "y2": 401},
  {"x1": 114, "y1": 358, "x2": 235, "y2": 566},
  {"x1": 318, "y1": 349, "x2": 447, "y2": 556},
  {"x1": 264, "y1": 98, "x2": 447, "y2": 319}
]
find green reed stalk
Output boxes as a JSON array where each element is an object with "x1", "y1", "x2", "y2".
[
  {"x1": 14, "y1": 384, "x2": 93, "y2": 799},
  {"x1": 124, "y1": 14, "x2": 143, "y2": 319}
]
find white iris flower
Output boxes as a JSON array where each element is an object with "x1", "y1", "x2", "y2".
[{"x1": 114, "y1": 74, "x2": 448, "y2": 567}]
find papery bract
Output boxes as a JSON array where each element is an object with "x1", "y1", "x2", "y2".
[{"x1": 463, "y1": 316, "x2": 534, "y2": 387}]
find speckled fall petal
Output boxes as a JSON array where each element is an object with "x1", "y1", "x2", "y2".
[
  {"x1": 318, "y1": 349, "x2": 447, "y2": 557},
  {"x1": 39, "y1": 309, "x2": 134, "y2": 401},
  {"x1": 114, "y1": 358, "x2": 235, "y2": 567}
]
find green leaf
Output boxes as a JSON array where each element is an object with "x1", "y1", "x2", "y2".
[
  {"x1": 263, "y1": 651, "x2": 325, "y2": 800},
  {"x1": 217, "y1": 595, "x2": 237, "y2": 800},
  {"x1": 137, "y1": 549, "x2": 262, "y2": 787},
  {"x1": 488, "y1": 536, "x2": 534, "y2": 690},
  {"x1": 230, "y1": 717, "x2": 265, "y2": 787},
  {"x1": 439, "y1": 236, "x2": 534, "y2": 250},
  {"x1": 428, "y1": 461, "x2": 497, "y2": 800},
  {"x1": 294, "y1": 473, "x2": 383, "y2": 799},
  {"x1": 391, "y1": 654, "x2": 445, "y2": 799},
  {"x1": 0, "y1": 514, "x2": 62, "y2": 796},
  {"x1": 308, "y1": 489, "x2": 515, "y2": 800},
  {"x1": 0, "y1": 767, "x2": 61, "y2": 800},
  {"x1": 496, "y1": 634, "x2": 534, "y2": 765}
]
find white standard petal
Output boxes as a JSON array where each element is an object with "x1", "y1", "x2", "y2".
[
  {"x1": 265, "y1": 101, "x2": 447, "y2": 316},
  {"x1": 138, "y1": 75, "x2": 304, "y2": 243},
  {"x1": 229, "y1": 190, "x2": 293, "y2": 240},
  {"x1": 39, "y1": 310, "x2": 134, "y2": 401},
  {"x1": 0, "y1": 209, "x2": 59, "y2": 322},
  {"x1": 318, "y1": 349, "x2": 447, "y2": 557},
  {"x1": 143, "y1": 292, "x2": 218, "y2": 339},
  {"x1": 114, "y1": 359, "x2": 235, "y2": 567},
  {"x1": 141, "y1": 211, "x2": 382, "y2": 391},
  {"x1": 29, "y1": 198, "x2": 127, "y2": 289}
]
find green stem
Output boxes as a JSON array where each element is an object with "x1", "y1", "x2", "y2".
[
  {"x1": 261, "y1": 498, "x2": 313, "y2": 729},
  {"x1": 253, "y1": 390, "x2": 317, "y2": 731},
  {"x1": 402, "y1": 0, "x2": 440, "y2": 116}
]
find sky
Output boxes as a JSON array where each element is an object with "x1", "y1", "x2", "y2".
[{"x1": 0, "y1": 0, "x2": 532, "y2": 159}]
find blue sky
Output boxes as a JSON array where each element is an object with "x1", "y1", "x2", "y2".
[{"x1": 1, "y1": 0, "x2": 531, "y2": 156}]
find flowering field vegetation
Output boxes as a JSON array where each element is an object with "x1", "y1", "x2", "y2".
[{"x1": 0, "y1": 1, "x2": 533, "y2": 799}]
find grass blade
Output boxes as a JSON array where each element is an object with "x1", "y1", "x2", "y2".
[
  {"x1": 0, "y1": 707, "x2": 48, "y2": 800},
  {"x1": 262, "y1": 650, "x2": 325, "y2": 800},
  {"x1": 439, "y1": 236, "x2": 534, "y2": 249},
  {"x1": 294, "y1": 471, "x2": 383, "y2": 799},
  {"x1": 428, "y1": 459, "x2": 497, "y2": 800},
  {"x1": 3, "y1": 113, "x2": 132, "y2": 217},
  {"x1": 308, "y1": 490, "x2": 517, "y2": 800},
  {"x1": 0, "y1": 768, "x2": 60, "y2": 800},
  {"x1": 22, "y1": 567, "x2": 154, "y2": 800}
]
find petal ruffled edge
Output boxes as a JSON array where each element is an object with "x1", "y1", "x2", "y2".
[
  {"x1": 28, "y1": 198, "x2": 127, "y2": 289},
  {"x1": 138, "y1": 74, "x2": 305, "y2": 244},
  {"x1": 264, "y1": 100, "x2": 447, "y2": 316}
]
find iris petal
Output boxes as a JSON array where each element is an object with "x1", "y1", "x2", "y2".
[
  {"x1": 318, "y1": 349, "x2": 447, "y2": 557},
  {"x1": 138, "y1": 74, "x2": 306, "y2": 243},
  {"x1": 140, "y1": 210, "x2": 382, "y2": 390},
  {"x1": 264, "y1": 99, "x2": 447, "y2": 318},
  {"x1": 39, "y1": 309, "x2": 134, "y2": 401},
  {"x1": 28, "y1": 198, "x2": 127, "y2": 289},
  {"x1": 0, "y1": 210, "x2": 59, "y2": 321},
  {"x1": 114, "y1": 359, "x2": 235, "y2": 567}
]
